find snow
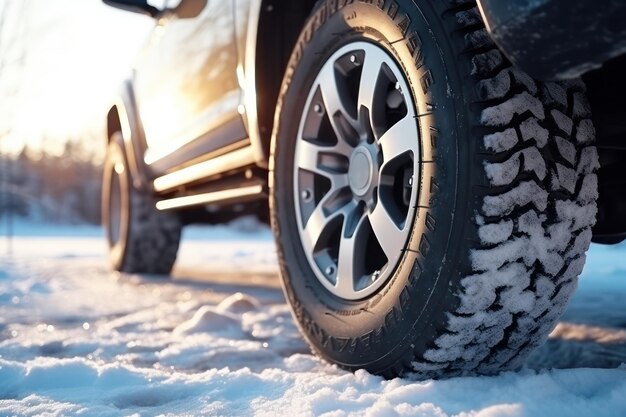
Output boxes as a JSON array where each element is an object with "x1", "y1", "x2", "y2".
[
  {"x1": 556, "y1": 163, "x2": 577, "y2": 194},
  {"x1": 484, "y1": 128, "x2": 518, "y2": 153},
  {"x1": 577, "y1": 147, "x2": 601, "y2": 176},
  {"x1": 1, "y1": 224, "x2": 626, "y2": 416},
  {"x1": 543, "y1": 83, "x2": 568, "y2": 107},
  {"x1": 509, "y1": 68, "x2": 538, "y2": 95},
  {"x1": 555, "y1": 137, "x2": 577, "y2": 165},
  {"x1": 519, "y1": 118, "x2": 548, "y2": 148},
  {"x1": 477, "y1": 69, "x2": 511, "y2": 100},
  {"x1": 481, "y1": 92, "x2": 545, "y2": 127},
  {"x1": 484, "y1": 156, "x2": 520, "y2": 187},
  {"x1": 576, "y1": 119, "x2": 596, "y2": 144},
  {"x1": 482, "y1": 181, "x2": 548, "y2": 217},
  {"x1": 478, "y1": 219, "x2": 514, "y2": 245},
  {"x1": 482, "y1": 118, "x2": 549, "y2": 155},
  {"x1": 484, "y1": 147, "x2": 546, "y2": 187},
  {"x1": 477, "y1": 68, "x2": 538, "y2": 101},
  {"x1": 551, "y1": 110, "x2": 573, "y2": 136},
  {"x1": 572, "y1": 92, "x2": 592, "y2": 119},
  {"x1": 471, "y1": 49, "x2": 504, "y2": 77}
]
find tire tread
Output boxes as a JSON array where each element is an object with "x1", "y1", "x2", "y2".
[{"x1": 407, "y1": 1, "x2": 598, "y2": 377}]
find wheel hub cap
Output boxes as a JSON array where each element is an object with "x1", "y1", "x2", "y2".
[{"x1": 348, "y1": 146, "x2": 375, "y2": 197}]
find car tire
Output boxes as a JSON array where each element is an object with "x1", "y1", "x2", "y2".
[
  {"x1": 269, "y1": 0, "x2": 598, "y2": 378},
  {"x1": 102, "y1": 133, "x2": 182, "y2": 275}
]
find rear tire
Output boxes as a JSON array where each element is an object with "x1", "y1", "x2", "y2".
[
  {"x1": 270, "y1": 0, "x2": 598, "y2": 378},
  {"x1": 102, "y1": 134, "x2": 181, "y2": 275}
]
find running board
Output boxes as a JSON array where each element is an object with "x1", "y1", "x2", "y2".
[
  {"x1": 156, "y1": 184, "x2": 265, "y2": 211},
  {"x1": 153, "y1": 146, "x2": 256, "y2": 193}
]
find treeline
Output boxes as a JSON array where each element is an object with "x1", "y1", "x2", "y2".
[{"x1": 0, "y1": 141, "x2": 102, "y2": 224}]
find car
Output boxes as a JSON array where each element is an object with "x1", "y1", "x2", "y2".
[{"x1": 101, "y1": 0, "x2": 626, "y2": 378}]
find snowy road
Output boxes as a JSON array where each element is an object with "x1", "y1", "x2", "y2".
[{"x1": 0, "y1": 224, "x2": 625, "y2": 416}]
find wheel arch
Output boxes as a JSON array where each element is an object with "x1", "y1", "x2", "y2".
[
  {"x1": 249, "y1": 0, "x2": 318, "y2": 164},
  {"x1": 105, "y1": 80, "x2": 151, "y2": 192}
]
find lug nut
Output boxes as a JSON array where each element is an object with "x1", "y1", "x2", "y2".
[
  {"x1": 325, "y1": 265, "x2": 336, "y2": 276},
  {"x1": 313, "y1": 104, "x2": 323, "y2": 114},
  {"x1": 350, "y1": 54, "x2": 360, "y2": 65},
  {"x1": 301, "y1": 188, "x2": 313, "y2": 202}
]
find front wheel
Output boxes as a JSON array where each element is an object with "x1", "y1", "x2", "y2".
[{"x1": 270, "y1": 0, "x2": 598, "y2": 378}]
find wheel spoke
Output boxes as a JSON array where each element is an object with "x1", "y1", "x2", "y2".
[
  {"x1": 357, "y1": 48, "x2": 385, "y2": 114},
  {"x1": 302, "y1": 199, "x2": 335, "y2": 252},
  {"x1": 335, "y1": 204, "x2": 365, "y2": 296},
  {"x1": 318, "y1": 64, "x2": 359, "y2": 144},
  {"x1": 336, "y1": 235, "x2": 357, "y2": 295},
  {"x1": 297, "y1": 140, "x2": 350, "y2": 191},
  {"x1": 298, "y1": 135, "x2": 352, "y2": 163},
  {"x1": 368, "y1": 202, "x2": 406, "y2": 262},
  {"x1": 298, "y1": 140, "x2": 333, "y2": 176},
  {"x1": 378, "y1": 115, "x2": 417, "y2": 164},
  {"x1": 318, "y1": 65, "x2": 347, "y2": 118},
  {"x1": 302, "y1": 197, "x2": 352, "y2": 252}
]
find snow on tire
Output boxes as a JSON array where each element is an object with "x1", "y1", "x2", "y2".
[
  {"x1": 415, "y1": 5, "x2": 598, "y2": 375},
  {"x1": 270, "y1": 0, "x2": 598, "y2": 378}
]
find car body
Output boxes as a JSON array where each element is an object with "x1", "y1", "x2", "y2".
[
  {"x1": 104, "y1": 0, "x2": 626, "y2": 242},
  {"x1": 105, "y1": 0, "x2": 316, "y2": 219}
]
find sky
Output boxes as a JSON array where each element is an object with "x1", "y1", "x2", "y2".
[{"x1": 0, "y1": 0, "x2": 156, "y2": 158}]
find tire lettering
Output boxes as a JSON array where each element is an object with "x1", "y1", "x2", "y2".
[
  {"x1": 429, "y1": 177, "x2": 440, "y2": 195},
  {"x1": 386, "y1": 1, "x2": 399, "y2": 20},
  {"x1": 409, "y1": 258, "x2": 422, "y2": 285},
  {"x1": 315, "y1": 8, "x2": 325, "y2": 32},
  {"x1": 359, "y1": 331, "x2": 373, "y2": 352},
  {"x1": 430, "y1": 127, "x2": 438, "y2": 154},
  {"x1": 419, "y1": 233, "x2": 430, "y2": 256},
  {"x1": 425, "y1": 212, "x2": 436, "y2": 232},
  {"x1": 326, "y1": 0, "x2": 337, "y2": 15},
  {"x1": 348, "y1": 337, "x2": 358, "y2": 354},
  {"x1": 400, "y1": 286, "x2": 411, "y2": 311},
  {"x1": 397, "y1": 14, "x2": 411, "y2": 36},
  {"x1": 361, "y1": 0, "x2": 384, "y2": 7},
  {"x1": 303, "y1": 24, "x2": 312, "y2": 44},
  {"x1": 385, "y1": 307, "x2": 398, "y2": 331},
  {"x1": 373, "y1": 327, "x2": 383, "y2": 346},
  {"x1": 330, "y1": 336, "x2": 350, "y2": 352},
  {"x1": 420, "y1": 69, "x2": 434, "y2": 94},
  {"x1": 407, "y1": 33, "x2": 425, "y2": 70},
  {"x1": 319, "y1": 327, "x2": 329, "y2": 347}
]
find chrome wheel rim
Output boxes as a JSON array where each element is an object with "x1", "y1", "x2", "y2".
[{"x1": 293, "y1": 41, "x2": 420, "y2": 301}]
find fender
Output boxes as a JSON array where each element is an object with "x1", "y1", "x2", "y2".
[
  {"x1": 241, "y1": 0, "x2": 267, "y2": 167},
  {"x1": 106, "y1": 79, "x2": 151, "y2": 192},
  {"x1": 477, "y1": 0, "x2": 626, "y2": 80},
  {"x1": 238, "y1": 0, "x2": 318, "y2": 167}
]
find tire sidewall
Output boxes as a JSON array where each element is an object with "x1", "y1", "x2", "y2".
[
  {"x1": 102, "y1": 136, "x2": 131, "y2": 271},
  {"x1": 271, "y1": 0, "x2": 471, "y2": 370}
]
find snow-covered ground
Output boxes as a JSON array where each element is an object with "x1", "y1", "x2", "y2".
[{"x1": 0, "y1": 222, "x2": 625, "y2": 416}]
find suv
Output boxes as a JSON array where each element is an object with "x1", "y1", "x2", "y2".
[{"x1": 102, "y1": 0, "x2": 626, "y2": 378}]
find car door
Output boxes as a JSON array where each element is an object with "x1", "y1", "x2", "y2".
[{"x1": 133, "y1": 0, "x2": 244, "y2": 173}]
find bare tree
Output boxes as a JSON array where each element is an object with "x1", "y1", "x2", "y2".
[{"x1": 0, "y1": 1, "x2": 30, "y2": 253}]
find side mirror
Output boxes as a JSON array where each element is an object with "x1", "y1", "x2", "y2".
[
  {"x1": 102, "y1": 0, "x2": 159, "y2": 18},
  {"x1": 170, "y1": 0, "x2": 207, "y2": 19}
]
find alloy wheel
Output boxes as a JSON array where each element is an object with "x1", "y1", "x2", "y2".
[{"x1": 293, "y1": 41, "x2": 421, "y2": 300}]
